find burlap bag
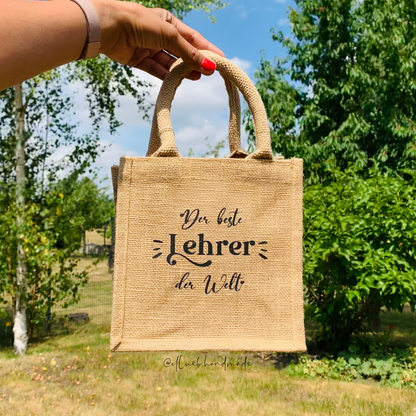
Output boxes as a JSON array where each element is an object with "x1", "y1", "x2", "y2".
[{"x1": 110, "y1": 51, "x2": 306, "y2": 352}]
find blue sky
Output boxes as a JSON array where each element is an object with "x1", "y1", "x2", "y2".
[
  {"x1": 184, "y1": 0, "x2": 292, "y2": 67},
  {"x1": 75, "y1": 0, "x2": 295, "y2": 185}
]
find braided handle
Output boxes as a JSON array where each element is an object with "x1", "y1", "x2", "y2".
[
  {"x1": 150, "y1": 50, "x2": 273, "y2": 160},
  {"x1": 146, "y1": 66, "x2": 247, "y2": 158}
]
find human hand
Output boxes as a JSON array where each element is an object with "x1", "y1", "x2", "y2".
[{"x1": 91, "y1": 0, "x2": 224, "y2": 80}]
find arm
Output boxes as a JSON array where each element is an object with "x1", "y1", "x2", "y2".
[
  {"x1": 0, "y1": 0, "x2": 223, "y2": 91},
  {"x1": 1, "y1": 0, "x2": 88, "y2": 90}
]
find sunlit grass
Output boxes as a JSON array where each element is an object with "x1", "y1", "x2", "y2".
[
  {"x1": 1, "y1": 322, "x2": 416, "y2": 415},
  {"x1": 1, "y1": 258, "x2": 416, "y2": 415}
]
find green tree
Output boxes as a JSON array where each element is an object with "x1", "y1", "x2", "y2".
[
  {"x1": 0, "y1": 0, "x2": 226, "y2": 354},
  {"x1": 244, "y1": 0, "x2": 416, "y2": 350},
  {"x1": 304, "y1": 163, "x2": 416, "y2": 350},
  {"x1": 0, "y1": 197, "x2": 89, "y2": 342},
  {"x1": 0, "y1": 73, "x2": 104, "y2": 354},
  {"x1": 55, "y1": 175, "x2": 114, "y2": 256},
  {"x1": 245, "y1": 0, "x2": 416, "y2": 184}
]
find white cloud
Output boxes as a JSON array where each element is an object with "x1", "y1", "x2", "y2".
[
  {"x1": 107, "y1": 57, "x2": 252, "y2": 148},
  {"x1": 175, "y1": 119, "x2": 228, "y2": 152},
  {"x1": 64, "y1": 72, "x2": 157, "y2": 129},
  {"x1": 64, "y1": 56, "x2": 254, "y2": 186},
  {"x1": 229, "y1": 57, "x2": 252, "y2": 73},
  {"x1": 278, "y1": 18, "x2": 290, "y2": 26},
  {"x1": 69, "y1": 57, "x2": 252, "y2": 134},
  {"x1": 92, "y1": 139, "x2": 139, "y2": 185}
]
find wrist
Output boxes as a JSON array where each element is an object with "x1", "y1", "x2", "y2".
[{"x1": 87, "y1": 0, "x2": 124, "y2": 57}]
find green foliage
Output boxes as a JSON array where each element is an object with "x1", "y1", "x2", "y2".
[
  {"x1": 286, "y1": 344, "x2": 416, "y2": 388},
  {"x1": 0, "y1": 71, "x2": 115, "y2": 338},
  {"x1": 97, "y1": 224, "x2": 112, "y2": 242},
  {"x1": 0, "y1": 72, "x2": 98, "y2": 338},
  {"x1": 304, "y1": 163, "x2": 416, "y2": 349},
  {"x1": 187, "y1": 136, "x2": 226, "y2": 157},
  {"x1": 243, "y1": 57, "x2": 300, "y2": 157},
  {"x1": 130, "y1": 0, "x2": 226, "y2": 20},
  {"x1": 244, "y1": 0, "x2": 416, "y2": 352},
  {"x1": 53, "y1": 175, "x2": 114, "y2": 252},
  {"x1": 68, "y1": 57, "x2": 151, "y2": 135},
  {"x1": 0, "y1": 0, "x2": 224, "y2": 344},
  {"x1": 0, "y1": 198, "x2": 89, "y2": 338},
  {"x1": 0, "y1": 175, "x2": 112, "y2": 336},
  {"x1": 246, "y1": 0, "x2": 416, "y2": 183}
]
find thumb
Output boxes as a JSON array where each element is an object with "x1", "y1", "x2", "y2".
[{"x1": 164, "y1": 24, "x2": 217, "y2": 75}]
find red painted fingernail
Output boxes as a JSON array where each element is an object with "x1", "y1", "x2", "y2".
[{"x1": 201, "y1": 58, "x2": 216, "y2": 72}]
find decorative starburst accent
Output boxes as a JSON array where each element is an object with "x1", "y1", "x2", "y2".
[
  {"x1": 153, "y1": 240, "x2": 163, "y2": 259},
  {"x1": 258, "y1": 241, "x2": 268, "y2": 260}
]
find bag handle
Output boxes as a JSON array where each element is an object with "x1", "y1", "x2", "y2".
[
  {"x1": 146, "y1": 68, "x2": 248, "y2": 158},
  {"x1": 148, "y1": 50, "x2": 273, "y2": 160}
]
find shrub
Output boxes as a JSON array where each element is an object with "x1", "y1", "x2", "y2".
[{"x1": 304, "y1": 163, "x2": 416, "y2": 350}]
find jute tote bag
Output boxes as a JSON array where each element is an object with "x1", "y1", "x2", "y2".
[{"x1": 110, "y1": 51, "x2": 306, "y2": 352}]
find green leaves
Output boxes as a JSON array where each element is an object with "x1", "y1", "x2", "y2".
[
  {"x1": 0, "y1": 198, "x2": 89, "y2": 332},
  {"x1": 128, "y1": 0, "x2": 226, "y2": 20},
  {"x1": 303, "y1": 163, "x2": 416, "y2": 348},
  {"x1": 53, "y1": 174, "x2": 114, "y2": 252},
  {"x1": 0, "y1": 0, "x2": 224, "y2": 344},
  {"x1": 246, "y1": 0, "x2": 416, "y2": 357},
  {"x1": 248, "y1": 0, "x2": 416, "y2": 183},
  {"x1": 286, "y1": 347, "x2": 416, "y2": 388}
]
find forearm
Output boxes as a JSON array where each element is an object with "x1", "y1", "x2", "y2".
[
  {"x1": 0, "y1": 0, "x2": 115, "y2": 91},
  {"x1": 0, "y1": 0, "x2": 222, "y2": 91}
]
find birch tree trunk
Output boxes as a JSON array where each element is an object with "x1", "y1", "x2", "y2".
[{"x1": 13, "y1": 83, "x2": 28, "y2": 355}]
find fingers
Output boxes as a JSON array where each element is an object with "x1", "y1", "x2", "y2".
[
  {"x1": 174, "y1": 22, "x2": 225, "y2": 57},
  {"x1": 118, "y1": 5, "x2": 221, "y2": 79},
  {"x1": 135, "y1": 57, "x2": 170, "y2": 80},
  {"x1": 126, "y1": 48, "x2": 151, "y2": 68},
  {"x1": 151, "y1": 8, "x2": 225, "y2": 57},
  {"x1": 160, "y1": 20, "x2": 217, "y2": 75},
  {"x1": 187, "y1": 71, "x2": 202, "y2": 81},
  {"x1": 126, "y1": 49, "x2": 169, "y2": 80},
  {"x1": 126, "y1": 48, "x2": 201, "y2": 81},
  {"x1": 151, "y1": 50, "x2": 177, "y2": 69},
  {"x1": 154, "y1": 50, "x2": 201, "y2": 80}
]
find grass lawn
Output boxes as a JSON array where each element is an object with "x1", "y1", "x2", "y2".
[
  {"x1": 84, "y1": 230, "x2": 109, "y2": 247},
  {"x1": 1, "y1": 258, "x2": 416, "y2": 415}
]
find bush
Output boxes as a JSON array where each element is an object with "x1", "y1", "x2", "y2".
[
  {"x1": 0, "y1": 198, "x2": 89, "y2": 341},
  {"x1": 304, "y1": 163, "x2": 416, "y2": 351},
  {"x1": 0, "y1": 307, "x2": 13, "y2": 347}
]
